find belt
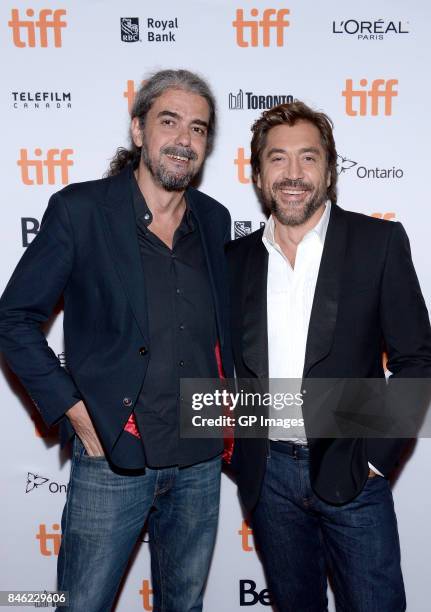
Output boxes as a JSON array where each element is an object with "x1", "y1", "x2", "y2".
[{"x1": 270, "y1": 440, "x2": 309, "y2": 459}]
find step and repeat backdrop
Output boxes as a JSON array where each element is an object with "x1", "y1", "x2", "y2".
[{"x1": 1, "y1": 1, "x2": 431, "y2": 610}]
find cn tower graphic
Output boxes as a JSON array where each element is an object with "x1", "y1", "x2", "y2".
[{"x1": 229, "y1": 89, "x2": 244, "y2": 109}]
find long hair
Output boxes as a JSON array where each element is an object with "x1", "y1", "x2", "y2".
[
  {"x1": 250, "y1": 101, "x2": 338, "y2": 204},
  {"x1": 106, "y1": 69, "x2": 216, "y2": 177}
]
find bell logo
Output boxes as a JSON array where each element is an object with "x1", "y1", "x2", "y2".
[
  {"x1": 18, "y1": 149, "x2": 74, "y2": 185},
  {"x1": 233, "y1": 8, "x2": 290, "y2": 47},
  {"x1": 238, "y1": 520, "x2": 255, "y2": 552},
  {"x1": 240, "y1": 580, "x2": 272, "y2": 606},
  {"x1": 371, "y1": 212, "x2": 396, "y2": 221},
  {"x1": 36, "y1": 523, "x2": 61, "y2": 556},
  {"x1": 342, "y1": 79, "x2": 398, "y2": 116},
  {"x1": 235, "y1": 147, "x2": 251, "y2": 184},
  {"x1": 8, "y1": 9, "x2": 67, "y2": 48},
  {"x1": 139, "y1": 579, "x2": 153, "y2": 611}
]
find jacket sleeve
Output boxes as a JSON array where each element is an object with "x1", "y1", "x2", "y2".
[
  {"x1": 367, "y1": 221, "x2": 431, "y2": 473},
  {"x1": 0, "y1": 191, "x2": 81, "y2": 427}
]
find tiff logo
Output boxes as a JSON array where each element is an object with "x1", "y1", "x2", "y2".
[
  {"x1": 238, "y1": 520, "x2": 256, "y2": 552},
  {"x1": 234, "y1": 147, "x2": 251, "y2": 184},
  {"x1": 371, "y1": 212, "x2": 396, "y2": 220},
  {"x1": 139, "y1": 580, "x2": 153, "y2": 611},
  {"x1": 8, "y1": 9, "x2": 67, "y2": 48},
  {"x1": 124, "y1": 80, "x2": 147, "y2": 114},
  {"x1": 342, "y1": 79, "x2": 398, "y2": 116},
  {"x1": 18, "y1": 149, "x2": 73, "y2": 185},
  {"x1": 36, "y1": 523, "x2": 61, "y2": 556},
  {"x1": 229, "y1": 89, "x2": 244, "y2": 109},
  {"x1": 233, "y1": 8, "x2": 290, "y2": 47}
]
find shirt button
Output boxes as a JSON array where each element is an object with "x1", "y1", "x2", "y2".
[
  {"x1": 179, "y1": 360, "x2": 185, "y2": 367},
  {"x1": 123, "y1": 397, "x2": 132, "y2": 407},
  {"x1": 179, "y1": 324, "x2": 185, "y2": 331},
  {"x1": 176, "y1": 288, "x2": 181, "y2": 294},
  {"x1": 139, "y1": 346, "x2": 148, "y2": 356},
  {"x1": 144, "y1": 213, "x2": 151, "y2": 221}
]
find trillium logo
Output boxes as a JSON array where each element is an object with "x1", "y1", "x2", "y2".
[
  {"x1": 337, "y1": 154, "x2": 357, "y2": 174},
  {"x1": 25, "y1": 472, "x2": 67, "y2": 494},
  {"x1": 26, "y1": 472, "x2": 49, "y2": 493}
]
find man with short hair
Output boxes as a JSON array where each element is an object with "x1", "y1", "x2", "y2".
[
  {"x1": 0, "y1": 69, "x2": 232, "y2": 611},
  {"x1": 227, "y1": 101, "x2": 431, "y2": 611}
]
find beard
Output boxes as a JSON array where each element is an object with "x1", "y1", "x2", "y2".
[
  {"x1": 141, "y1": 140, "x2": 199, "y2": 191},
  {"x1": 266, "y1": 178, "x2": 327, "y2": 227}
]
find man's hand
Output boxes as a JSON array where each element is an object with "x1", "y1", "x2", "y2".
[
  {"x1": 66, "y1": 400, "x2": 104, "y2": 457},
  {"x1": 368, "y1": 468, "x2": 378, "y2": 478}
]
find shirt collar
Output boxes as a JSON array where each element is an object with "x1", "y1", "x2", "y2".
[
  {"x1": 263, "y1": 201, "x2": 331, "y2": 251},
  {"x1": 130, "y1": 164, "x2": 195, "y2": 231}
]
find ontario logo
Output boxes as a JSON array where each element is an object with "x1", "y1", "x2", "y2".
[
  {"x1": 26, "y1": 472, "x2": 67, "y2": 494},
  {"x1": 337, "y1": 154, "x2": 404, "y2": 179}
]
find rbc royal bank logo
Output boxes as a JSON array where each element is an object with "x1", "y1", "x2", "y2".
[
  {"x1": 234, "y1": 221, "x2": 252, "y2": 239},
  {"x1": 121, "y1": 17, "x2": 140, "y2": 42}
]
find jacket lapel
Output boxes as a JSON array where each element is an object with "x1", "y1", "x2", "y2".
[
  {"x1": 242, "y1": 230, "x2": 269, "y2": 378},
  {"x1": 186, "y1": 189, "x2": 226, "y2": 347},
  {"x1": 100, "y1": 168, "x2": 149, "y2": 342},
  {"x1": 303, "y1": 204, "x2": 347, "y2": 377}
]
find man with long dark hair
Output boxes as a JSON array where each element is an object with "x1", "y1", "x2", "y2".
[
  {"x1": 227, "y1": 101, "x2": 431, "y2": 611},
  {"x1": 0, "y1": 69, "x2": 232, "y2": 611}
]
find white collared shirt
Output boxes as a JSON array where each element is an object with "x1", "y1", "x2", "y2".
[
  {"x1": 263, "y1": 202, "x2": 331, "y2": 442},
  {"x1": 262, "y1": 202, "x2": 384, "y2": 476}
]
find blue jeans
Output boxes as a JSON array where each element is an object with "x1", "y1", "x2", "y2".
[
  {"x1": 57, "y1": 437, "x2": 221, "y2": 611},
  {"x1": 252, "y1": 442, "x2": 406, "y2": 612}
]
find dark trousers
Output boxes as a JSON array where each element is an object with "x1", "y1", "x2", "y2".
[{"x1": 252, "y1": 442, "x2": 406, "y2": 612}]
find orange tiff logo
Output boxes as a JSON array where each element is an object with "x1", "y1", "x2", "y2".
[
  {"x1": 238, "y1": 519, "x2": 255, "y2": 552},
  {"x1": 8, "y1": 9, "x2": 67, "y2": 48},
  {"x1": 139, "y1": 580, "x2": 153, "y2": 611},
  {"x1": 342, "y1": 79, "x2": 398, "y2": 116},
  {"x1": 18, "y1": 149, "x2": 73, "y2": 185},
  {"x1": 36, "y1": 523, "x2": 61, "y2": 556},
  {"x1": 371, "y1": 212, "x2": 396, "y2": 221},
  {"x1": 235, "y1": 147, "x2": 251, "y2": 184},
  {"x1": 124, "y1": 80, "x2": 148, "y2": 114},
  {"x1": 233, "y1": 8, "x2": 290, "y2": 47}
]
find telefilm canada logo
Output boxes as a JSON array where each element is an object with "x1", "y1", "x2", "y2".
[
  {"x1": 11, "y1": 91, "x2": 72, "y2": 110},
  {"x1": 337, "y1": 154, "x2": 404, "y2": 179},
  {"x1": 229, "y1": 88, "x2": 295, "y2": 110},
  {"x1": 26, "y1": 472, "x2": 67, "y2": 494},
  {"x1": 121, "y1": 16, "x2": 179, "y2": 42},
  {"x1": 332, "y1": 18, "x2": 410, "y2": 40}
]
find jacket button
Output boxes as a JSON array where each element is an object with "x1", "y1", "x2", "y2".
[
  {"x1": 123, "y1": 397, "x2": 132, "y2": 407},
  {"x1": 139, "y1": 346, "x2": 148, "y2": 356}
]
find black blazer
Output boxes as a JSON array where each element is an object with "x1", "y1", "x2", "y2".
[
  {"x1": 227, "y1": 204, "x2": 431, "y2": 510},
  {"x1": 0, "y1": 166, "x2": 233, "y2": 464}
]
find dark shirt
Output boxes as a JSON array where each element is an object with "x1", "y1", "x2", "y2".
[{"x1": 127, "y1": 170, "x2": 219, "y2": 468}]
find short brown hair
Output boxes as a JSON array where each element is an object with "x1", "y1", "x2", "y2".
[{"x1": 250, "y1": 101, "x2": 338, "y2": 204}]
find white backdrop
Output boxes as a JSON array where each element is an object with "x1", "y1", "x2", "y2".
[{"x1": 1, "y1": 1, "x2": 430, "y2": 610}]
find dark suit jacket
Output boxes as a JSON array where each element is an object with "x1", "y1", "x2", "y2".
[
  {"x1": 0, "y1": 166, "x2": 233, "y2": 465},
  {"x1": 227, "y1": 204, "x2": 431, "y2": 510}
]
